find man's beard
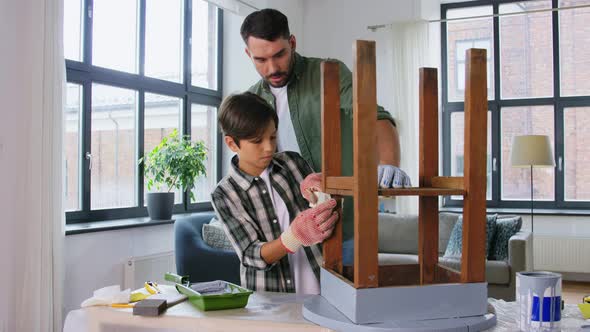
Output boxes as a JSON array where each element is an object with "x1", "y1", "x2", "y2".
[{"x1": 264, "y1": 52, "x2": 295, "y2": 88}]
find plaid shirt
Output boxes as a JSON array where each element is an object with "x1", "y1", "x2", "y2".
[{"x1": 211, "y1": 151, "x2": 323, "y2": 293}]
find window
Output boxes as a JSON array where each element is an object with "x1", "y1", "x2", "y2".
[
  {"x1": 144, "y1": 93, "x2": 183, "y2": 204},
  {"x1": 442, "y1": 0, "x2": 590, "y2": 211},
  {"x1": 64, "y1": 83, "x2": 82, "y2": 211},
  {"x1": 191, "y1": 0, "x2": 219, "y2": 89},
  {"x1": 64, "y1": 0, "x2": 82, "y2": 61},
  {"x1": 499, "y1": 1, "x2": 553, "y2": 99},
  {"x1": 90, "y1": 84, "x2": 138, "y2": 210},
  {"x1": 64, "y1": 0, "x2": 223, "y2": 223},
  {"x1": 455, "y1": 39, "x2": 492, "y2": 93},
  {"x1": 500, "y1": 106, "x2": 555, "y2": 201},
  {"x1": 449, "y1": 111, "x2": 492, "y2": 200},
  {"x1": 446, "y1": 6, "x2": 494, "y2": 102},
  {"x1": 559, "y1": 0, "x2": 590, "y2": 96},
  {"x1": 190, "y1": 103, "x2": 218, "y2": 203},
  {"x1": 92, "y1": 0, "x2": 139, "y2": 74},
  {"x1": 564, "y1": 107, "x2": 590, "y2": 201},
  {"x1": 145, "y1": 0, "x2": 184, "y2": 82}
]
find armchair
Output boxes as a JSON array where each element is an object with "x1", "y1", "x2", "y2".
[{"x1": 174, "y1": 212, "x2": 240, "y2": 284}]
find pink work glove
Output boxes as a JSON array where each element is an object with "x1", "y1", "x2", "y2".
[
  {"x1": 280, "y1": 199, "x2": 339, "y2": 253},
  {"x1": 300, "y1": 173, "x2": 322, "y2": 204}
]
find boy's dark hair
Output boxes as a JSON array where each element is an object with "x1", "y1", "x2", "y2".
[
  {"x1": 218, "y1": 92, "x2": 278, "y2": 147},
  {"x1": 240, "y1": 9, "x2": 290, "y2": 44}
]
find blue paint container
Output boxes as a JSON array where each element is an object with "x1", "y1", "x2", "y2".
[
  {"x1": 531, "y1": 295, "x2": 561, "y2": 322},
  {"x1": 516, "y1": 271, "x2": 562, "y2": 332}
]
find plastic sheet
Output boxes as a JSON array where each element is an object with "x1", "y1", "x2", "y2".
[
  {"x1": 80, "y1": 285, "x2": 131, "y2": 307},
  {"x1": 489, "y1": 298, "x2": 589, "y2": 331}
]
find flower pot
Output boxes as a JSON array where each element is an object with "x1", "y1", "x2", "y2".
[{"x1": 147, "y1": 192, "x2": 175, "y2": 220}]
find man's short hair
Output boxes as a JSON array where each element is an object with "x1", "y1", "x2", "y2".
[
  {"x1": 218, "y1": 92, "x2": 278, "y2": 146},
  {"x1": 240, "y1": 8, "x2": 290, "y2": 43}
]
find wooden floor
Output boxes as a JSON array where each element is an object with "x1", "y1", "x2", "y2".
[{"x1": 562, "y1": 281, "x2": 590, "y2": 304}]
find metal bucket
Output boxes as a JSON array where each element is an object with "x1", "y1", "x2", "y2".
[{"x1": 516, "y1": 271, "x2": 562, "y2": 332}]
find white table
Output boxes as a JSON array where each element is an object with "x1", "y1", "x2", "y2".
[
  {"x1": 64, "y1": 286, "x2": 588, "y2": 332},
  {"x1": 64, "y1": 286, "x2": 332, "y2": 332}
]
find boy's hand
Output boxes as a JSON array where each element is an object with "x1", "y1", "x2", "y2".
[
  {"x1": 280, "y1": 199, "x2": 339, "y2": 253},
  {"x1": 300, "y1": 173, "x2": 322, "y2": 204}
]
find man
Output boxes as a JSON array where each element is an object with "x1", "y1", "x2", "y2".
[{"x1": 241, "y1": 8, "x2": 411, "y2": 261}]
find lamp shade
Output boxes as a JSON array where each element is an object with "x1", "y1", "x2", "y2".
[{"x1": 510, "y1": 135, "x2": 555, "y2": 168}]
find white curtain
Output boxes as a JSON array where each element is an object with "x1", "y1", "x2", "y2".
[
  {"x1": 0, "y1": 0, "x2": 65, "y2": 331},
  {"x1": 389, "y1": 21, "x2": 432, "y2": 216}
]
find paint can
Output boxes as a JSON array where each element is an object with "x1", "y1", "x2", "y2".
[{"x1": 516, "y1": 271, "x2": 562, "y2": 331}]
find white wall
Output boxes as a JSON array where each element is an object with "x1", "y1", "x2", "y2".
[
  {"x1": 64, "y1": 225, "x2": 174, "y2": 314},
  {"x1": 220, "y1": 0, "x2": 305, "y2": 172},
  {"x1": 220, "y1": 6, "x2": 259, "y2": 171},
  {"x1": 220, "y1": 0, "x2": 440, "y2": 169},
  {"x1": 299, "y1": 0, "x2": 439, "y2": 113},
  {"x1": 531, "y1": 215, "x2": 590, "y2": 237},
  {"x1": 222, "y1": 0, "x2": 305, "y2": 99},
  {"x1": 300, "y1": 0, "x2": 421, "y2": 60}
]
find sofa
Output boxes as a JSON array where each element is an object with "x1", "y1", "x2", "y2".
[
  {"x1": 377, "y1": 212, "x2": 532, "y2": 301},
  {"x1": 174, "y1": 211, "x2": 531, "y2": 301}
]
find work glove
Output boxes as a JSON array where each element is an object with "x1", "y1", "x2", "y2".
[
  {"x1": 300, "y1": 173, "x2": 330, "y2": 207},
  {"x1": 377, "y1": 165, "x2": 412, "y2": 188},
  {"x1": 280, "y1": 199, "x2": 339, "y2": 253}
]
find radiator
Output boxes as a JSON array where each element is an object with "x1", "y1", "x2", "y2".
[
  {"x1": 124, "y1": 251, "x2": 176, "y2": 290},
  {"x1": 534, "y1": 236, "x2": 590, "y2": 273}
]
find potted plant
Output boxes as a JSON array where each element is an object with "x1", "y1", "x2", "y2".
[{"x1": 139, "y1": 129, "x2": 207, "y2": 220}]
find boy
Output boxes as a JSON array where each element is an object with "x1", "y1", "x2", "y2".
[{"x1": 211, "y1": 92, "x2": 338, "y2": 294}]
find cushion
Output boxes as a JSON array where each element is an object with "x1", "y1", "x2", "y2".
[
  {"x1": 378, "y1": 213, "x2": 419, "y2": 254},
  {"x1": 378, "y1": 213, "x2": 462, "y2": 255},
  {"x1": 438, "y1": 213, "x2": 461, "y2": 254},
  {"x1": 377, "y1": 253, "x2": 420, "y2": 265},
  {"x1": 202, "y1": 218, "x2": 233, "y2": 251},
  {"x1": 438, "y1": 257, "x2": 510, "y2": 285},
  {"x1": 443, "y1": 214, "x2": 497, "y2": 259},
  {"x1": 489, "y1": 216, "x2": 522, "y2": 261}
]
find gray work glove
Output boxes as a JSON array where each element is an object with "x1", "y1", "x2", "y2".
[{"x1": 377, "y1": 165, "x2": 412, "y2": 188}]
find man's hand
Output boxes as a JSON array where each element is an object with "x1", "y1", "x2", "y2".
[
  {"x1": 377, "y1": 165, "x2": 412, "y2": 188},
  {"x1": 280, "y1": 199, "x2": 339, "y2": 253}
]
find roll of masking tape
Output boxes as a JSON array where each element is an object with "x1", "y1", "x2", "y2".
[{"x1": 309, "y1": 191, "x2": 331, "y2": 208}]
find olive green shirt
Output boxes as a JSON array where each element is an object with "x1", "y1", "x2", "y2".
[{"x1": 248, "y1": 52, "x2": 395, "y2": 240}]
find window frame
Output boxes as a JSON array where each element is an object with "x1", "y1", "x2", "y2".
[
  {"x1": 441, "y1": 0, "x2": 590, "y2": 211},
  {"x1": 65, "y1": 0, "x2": 223, "y2": 224},
  {"x1": 454, "y1": 38, "x2": 492, "y2": 94}
]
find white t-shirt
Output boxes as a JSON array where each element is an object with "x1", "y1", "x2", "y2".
[
  {"x1": 270, "y1": 85, "x2": 301, "y2": 154},
  {"x1": 259, "y1": 168, "x2": 320, "y2": 295}
]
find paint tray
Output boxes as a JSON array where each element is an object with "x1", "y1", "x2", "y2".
[{"x1": 175, "y1": 281, "x2": 252, "y2": 311}]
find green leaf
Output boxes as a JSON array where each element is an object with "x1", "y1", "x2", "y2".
[{"x1": 139, "y1": 129, "x2": 208, "y2": 195}]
